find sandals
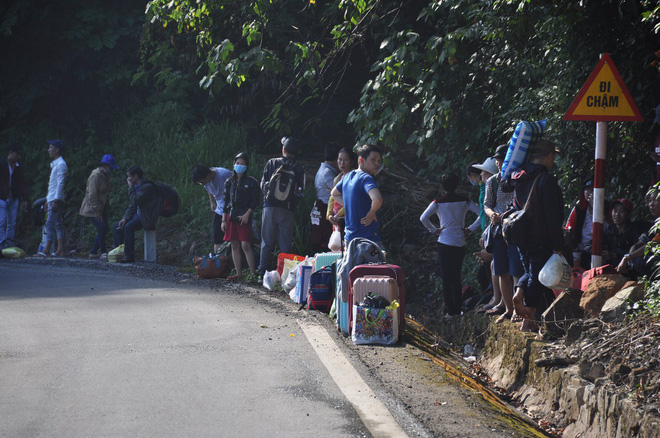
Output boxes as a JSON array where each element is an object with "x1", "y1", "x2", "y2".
[
  {"x1": 227, "y1": 274, "x2": 242, "y2": 281},
  {"x1": 36, "y1": 251, "x2": 48, "y2": 257},
  {"x1": 495, "y1": 313, "x2": 512, "y2": 324},
  {"x1": 511, "y1": 313, "x2": 524, "y2": 323}
]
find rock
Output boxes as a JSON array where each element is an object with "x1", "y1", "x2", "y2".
[
  {"x1": 579, "y1": 360, "x2": 606, "y2": 382},
  {"x1": 579, "y1": 274, "x2": 630, "y2": 318},
  {"x1": 542, "y1": 288, "x2": 584, "y2": 335},
  {"x1": 600, "y1": 282, "x2": 645, "y2": 323}
]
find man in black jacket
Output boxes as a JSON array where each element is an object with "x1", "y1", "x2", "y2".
[
  {"x1": 0, "y1": 142, "x2": 27, "y2": 244},
  {"x1": 509, "y1": 140, "x2": 564, "y2": 331},
  {"x1": 113, "y1": 165, "x2": 161, "y2": 263}
]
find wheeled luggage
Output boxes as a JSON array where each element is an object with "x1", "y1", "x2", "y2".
[
  {"x1": 335, "y1": 260, "x2": 351, "y2": 336},
  {"x1": 308, "y1": 265, "x2": 334, "y2": 313},
  {"x1": 313, "y1": 251, "x2": 342, "y2": 270},
  {"x1": 349, "y1": 264, "x2": 406, "y2": 336}
]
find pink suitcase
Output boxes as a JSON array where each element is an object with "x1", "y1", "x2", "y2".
[{"x1": 349, "y1": 264, "x2": 406, "y2": 336}]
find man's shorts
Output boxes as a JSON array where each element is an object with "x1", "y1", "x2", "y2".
[{"x1": 491, "y1": 235, "x2": 524, "y2": 277}]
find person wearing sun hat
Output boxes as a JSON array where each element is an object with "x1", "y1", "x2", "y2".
[
  {"x1": 38, "y1": 139, "x2": 68, "y2": 257},
  {"x1": 79, "y1": 154, "x2": 120, "y2": 259}
]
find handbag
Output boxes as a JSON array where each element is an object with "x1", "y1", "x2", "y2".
[
  {"x1": 351, "y1": 303, "x2": 399, "y2": 345},
  {"x1": 194, "y1": 254, "x2": 229, "y2": 279},
  {"x1": 501, "y1": 174, "x2": 541, "y2": 247},
  {"x1": 482, "y1": 222, "x2": 501, "y2": 253}
]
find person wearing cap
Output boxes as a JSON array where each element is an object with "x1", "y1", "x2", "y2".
[
  {"x1": 191, "y1": 163, "x2": 234, "y2": 253},
  {"x1": 603, "y1": 198, "x2": 649, "y2": 267},
  {"x1": 472, "y1": 157, "x2": 498, "y2": 231},
  {"x1": 0, "y1": 142, "x2": 28, "y2": 245},
  {"x1": 509, "y1": 139, "x2": 564, "y2": 332},
  {"x1": 79, "y1": 154, "x2": 120, "y2": 259},
  {"x1": 310, "y1": 146, "x2": 339, "y2": 253},
  {"x1": 38, "y1": 139, "x2": 68, "y2": 257},
  {"x1": 471, "y1": 156, "x2": 500, "y2": 311},
  {"x1": 221, "y1": 152, "x2": 260, "y2": 280},
  {"x1": 257, "y1": 136, "x2": 306, "y2": 274},
  {"x1": 483, "y1": 144, "x2": 524, "y2": 323}
]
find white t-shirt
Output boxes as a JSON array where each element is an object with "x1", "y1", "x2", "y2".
[{"x1": 204, "y1": 167, "x2": 233, "y2": 215}]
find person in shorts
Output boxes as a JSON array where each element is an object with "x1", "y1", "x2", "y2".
[
  {"x1": 222, "y1": 152, "x2": 260, "y2": 280},
  {"x1": 192, "y1": 163, "x2": 233, "y2": 253}
]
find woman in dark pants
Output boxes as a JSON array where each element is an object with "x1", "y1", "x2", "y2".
[{"x1": 420, "y1": 173, "x2": 480, "y2": 318}]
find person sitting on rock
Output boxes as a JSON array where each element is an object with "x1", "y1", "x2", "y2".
[
  {"x1": 603, "y1": 198, "x2": 649, "y2": 268},
  {"x1": 616, "y1": 186, "x2": 660, "y2": 277}
]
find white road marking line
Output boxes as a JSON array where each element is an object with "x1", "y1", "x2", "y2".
[{"x1": 299, "y1": 321, "x2": 408, "y2": 438}]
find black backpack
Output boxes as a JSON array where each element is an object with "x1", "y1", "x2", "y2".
[
  {"x1": 265, "y1": 160, "x2": 298, "y2": 208},
  {"x1": 156, "y1": 183, "x2": 179, "y2": 217}
]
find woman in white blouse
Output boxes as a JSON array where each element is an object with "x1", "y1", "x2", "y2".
[{"x1": 420, "y1": 173, "x2": 480, "y2": 318}]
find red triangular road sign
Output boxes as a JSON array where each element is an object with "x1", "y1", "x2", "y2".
[{"x1": 564, "y1": 53, "x2": 643, "y2": 122}]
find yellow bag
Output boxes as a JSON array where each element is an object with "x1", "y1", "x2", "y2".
[
  {"x1": 2, "y1": 247, "x2": 26, "y2": 258},
  {"x1": 107, "y1": 244, "x2": 125, "y2": 263}
]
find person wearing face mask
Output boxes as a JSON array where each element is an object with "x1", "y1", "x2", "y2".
[
  {"x1": 79, "y1": 154, "x2": 120, "y2": 259},
  {"x1": 222, "y1": 152, "x2": 260, "y2": 280},
  {"x1": 331, "y1": 143, "x2": 384, "y2": 249},
  {"x1": 191, "y1": 163, "x2": 234, "y2": 253}
]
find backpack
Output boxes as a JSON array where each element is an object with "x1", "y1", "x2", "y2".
[
  {"x1": 156, "y1": 183, "x2": 179, "y2": 217},
  {"x1": 265, "y1": 160, "x2": 298, "y2": 208}
]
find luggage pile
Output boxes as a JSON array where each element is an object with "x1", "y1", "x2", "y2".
[{"x1": 271, "y1": 237, "x2": 407, "y2": 346}]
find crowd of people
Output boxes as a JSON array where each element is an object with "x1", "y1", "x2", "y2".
[{"x1": 2, "y1": 131, "x2": 660, "y2": 332}]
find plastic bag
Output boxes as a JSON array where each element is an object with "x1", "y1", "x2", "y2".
[
  {"x1": 262, "y1": 270, "x2": 281, "y2": 291},
  {"x1": 1, "y1": 247, "x2": 25, "y2": 258},
  {"x1": 328, "y1": 227, "x2": 342, "y2": 252},
  {"x1": 281, "y1": 258, "x2": 302, "y2": 287},
  {"x1": 284, "y1": 267, "x2": 298, "y2": 292},
  {"x1": 107, "y1": 244, "x2": 125, "y2": 263},
  {"x1": 538, "y1": 253, "x2": 572, "y2": 290}
]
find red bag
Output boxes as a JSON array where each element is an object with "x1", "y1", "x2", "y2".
[
  {"x1": 276, "y1": 253, "x2": 306, "y2": 276},
  {"x1": 581, "y1": 265, "x2": 616, "y2": 291}
]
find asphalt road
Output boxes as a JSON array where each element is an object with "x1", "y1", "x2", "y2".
[{"x1": 0, "y1": 263, "x2": 427, "y2": 437}]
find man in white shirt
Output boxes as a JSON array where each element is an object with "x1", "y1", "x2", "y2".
[
  {"x1": 191, "y1": 163, "x2": 233, "y2": 253},
  {"x1": 310, "y1": 146, "x2": 338, "y2": 252},
  {"x1": 39, "y1": 139, "x2": 68, "y2": 257}
]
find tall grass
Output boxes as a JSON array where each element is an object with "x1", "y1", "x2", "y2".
[{"x1": 0, "y1": 105, "x2": 269, "y2": 262}]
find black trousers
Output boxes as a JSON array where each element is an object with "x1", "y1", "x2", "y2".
[{"x1": 437, "y1": 243, "x2": 465, "y2": 316}]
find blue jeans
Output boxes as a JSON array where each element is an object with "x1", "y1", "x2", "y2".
[
  {"x1": 0, "y1": 198, "x2": 19, "y2": 243},
  {"x1": 113, "y1": 215, "x2": 142, "y2": 259},
  {"x1": 89, "y1": 217, "x2": 108, "y2": 254},
  {"x1": 46, "y1": 201, "x2": 65, "y2": 242},
  {"x1": 258, "y1": 206, "x2": 295, "y2": 271}
]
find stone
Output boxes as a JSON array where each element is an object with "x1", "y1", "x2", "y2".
[
  {"x1": 542, "y1": 288, "x2": 584, "y2": 335},
  {"x1": 579, "y1": 274, "x2": 630, "y2": 318},
  {"x1": 600, "y1": 282, "x2": 645, "y2": 323},
  {"x1": 579, "y1": 360, "x2": 605, "y2": 382}
]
